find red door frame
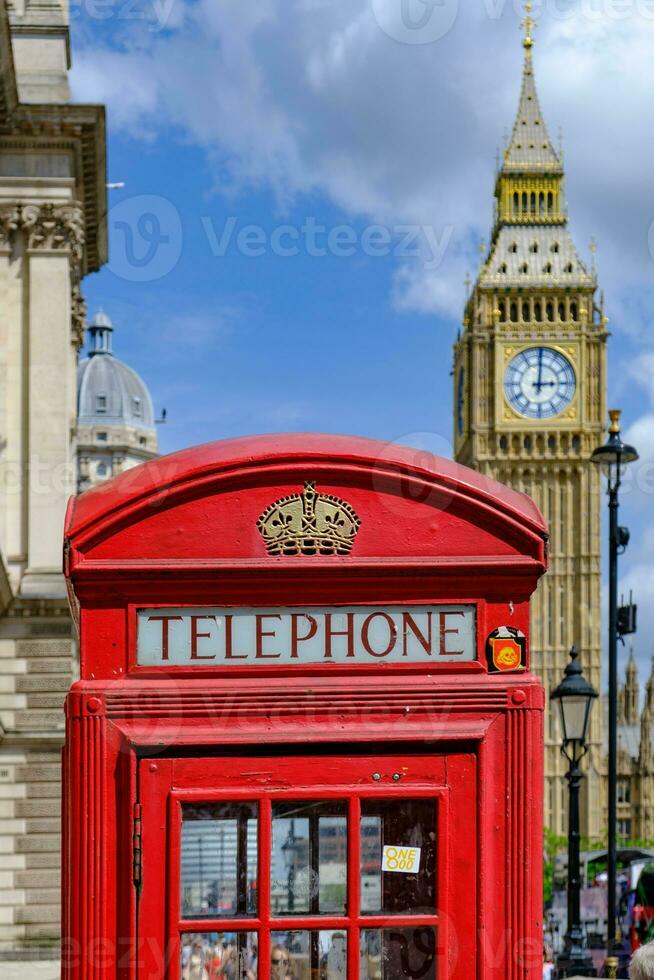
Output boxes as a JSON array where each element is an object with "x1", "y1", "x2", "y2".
[{"x1": 138, "y1": 750, "x2": 477, "y2": 980}]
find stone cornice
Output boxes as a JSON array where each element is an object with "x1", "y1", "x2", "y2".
[
  {"x1": 2, "y1": 102, "x2": 107, "y2": 271},
  {"x1": 0, "y1": 3, "x2": 107, "y2": 271}
]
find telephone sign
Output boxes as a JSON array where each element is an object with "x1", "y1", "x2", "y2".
[{"x1": 136, "y1": 604, "x2": 476, "y2": 667}]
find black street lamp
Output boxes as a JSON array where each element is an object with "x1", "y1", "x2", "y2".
[
  {"x1": 591, "y1": 410, "x2": 639, "y2": 978},
  {"x1": 551, "y1": 646, "x2": 599, "y2": 979}
]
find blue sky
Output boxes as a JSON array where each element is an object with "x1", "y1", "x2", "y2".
[{"x1": 70, "y1": 1, "x2": 654, "y2": 679}]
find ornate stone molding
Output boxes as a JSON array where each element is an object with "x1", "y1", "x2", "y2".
[
  {"x1": 70, "y1": 278, "x2": 87, "y2": 350},
  {"x1": 0, "y1": 203, "x2": 20, "y2": 249},
  {"x1": 21, "y1": 202, "x2": 85, "y2": 264},
  {"x1": 0, "y1": 202, "x2": 88, "y2": 345}
]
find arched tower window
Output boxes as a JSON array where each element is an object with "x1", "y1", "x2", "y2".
[
  {"x1": 510, "y1": 302, "x2": 518, "y2": 322},
  {"x1": 498, "y1": 300, "x2": 507, "y2": 321},
  {"x1": 570, "y1": 302, "x2": 578, "y2": 321},
  {"x1": 558, "y1": 301, "x2": 566, "y2": 320},
  {"x1": 530, "y1": 192, "x2": 536, "y2": 214},
  {"x1": 535, "y1": 301, "x2": 543, "y2": 322},
  {"x1": 546, "y1": 302, "x2": 554, "y2": 322},
  {"x1": 547, "y1": 192, "x2": 554, "y2": 214},
  {"x1": 522, "y1": 192, "x2": 528, "y2": 213},
  {"x1": 522, "y1": 301, "x2": 531, "y2": 322}
]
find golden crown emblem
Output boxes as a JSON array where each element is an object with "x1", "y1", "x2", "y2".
[{"x1": 257, "y1": 482, "x2": 361, "y2": 557}]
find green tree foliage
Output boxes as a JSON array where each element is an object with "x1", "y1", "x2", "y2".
[
  {"x1": 544, "y1": 827, "x2": 567, "y2": 905},
  {"x1": 545, "y1": 827, "x2": 654, "y2": 906}
]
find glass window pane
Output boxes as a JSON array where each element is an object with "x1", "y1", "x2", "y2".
[
  {"x1": 181, "y1": 932, "x2": 257, "y2": 979},
  {"x1": 271, "y1": 802, "x2": 347, "y2": 915},
  {"x1": 360, "y1": 927, "x2": 437, "y2": 979},
  {"x1": 181, "y1": 803, "x2": 258, "y2": 919},
  {"x1": 361, "y1": 800, "x2": 437, "y2": 915},
  {"x1": 271, "y1": 930, "x2": 346, "y2": 980}
]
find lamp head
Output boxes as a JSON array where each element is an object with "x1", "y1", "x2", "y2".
[
  {"x1": 551, "y1": 646, "x2": 598, "y2": 759},
  {"x1": 591, "y1": 409, "x2": 639, "y2": 471}
]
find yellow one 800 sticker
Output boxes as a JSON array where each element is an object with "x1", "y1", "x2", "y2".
[{"x1": 381, "y1": 845, "x2": 421, "y2": 874}]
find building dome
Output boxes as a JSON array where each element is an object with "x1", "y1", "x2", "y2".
[
  {"x1": 77, "y1": 311, "x2": 156, "y2": 429},
  {"x1": 76, "y1": 310, "x2": 159, "y2": 492}
]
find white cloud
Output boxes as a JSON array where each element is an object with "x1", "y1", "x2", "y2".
[
  {"x1": 73, "y1": 0, "x2": 654, "y2": 330},
  {"x1": 70, "y1": 3, "x2": 654, "y2": 321}
]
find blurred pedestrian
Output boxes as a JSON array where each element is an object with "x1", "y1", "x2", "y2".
[
  {"x1": 631, "y1": 941, "x2": 654, "y2": 980},
  {"x1": 183, "y1": 939, "x2": 209, "y2": 980},
  {"x1": 271, "y1": 944, "x2": 295, "y2": 980}
]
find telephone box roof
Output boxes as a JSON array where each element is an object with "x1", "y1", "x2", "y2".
[{"x1": 66, "y1": 432, "x2": 547, "y2": 542}]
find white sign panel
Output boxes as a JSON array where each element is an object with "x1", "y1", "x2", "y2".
[
  {"x1": 382, "y1": 846, "x2": 422, "y2": 874},
  {"x1": 137, "y1": 605, "x2": 476, "y2": 668}
]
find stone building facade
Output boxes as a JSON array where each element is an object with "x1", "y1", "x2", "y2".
[
  {"x1": 453, "y1": 17, "x2": 607, "y2": 839},
  {"x1": 0, "y1": 0, "x2": 107, "y2": 954},
  {"x1": 607, "y1": 654, "x2": 654, "y2": 843}
]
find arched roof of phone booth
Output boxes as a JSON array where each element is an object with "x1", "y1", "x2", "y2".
[{"x1": 65, "y1": 433, "x2": 548, "y2": 598}]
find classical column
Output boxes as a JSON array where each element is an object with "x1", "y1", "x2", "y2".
[
  {"x1": 21, "y1": 202, "x2": 84, "y2": 590},
  {"x1": 0, "y1": 205, "x2": 26, "y2": 589}
]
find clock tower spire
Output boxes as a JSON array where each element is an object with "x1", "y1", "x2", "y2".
[{"x1": 453, "y1": 10, "x2": 608, "y2": 838}]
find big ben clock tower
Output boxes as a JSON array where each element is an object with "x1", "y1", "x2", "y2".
[{"x1": 453, "y1": 8, "x2": 608, "y2": 837}]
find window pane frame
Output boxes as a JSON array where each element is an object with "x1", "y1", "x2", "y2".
[{"x1": 170, "y1": 785, "x2": 445, "y2": 980}]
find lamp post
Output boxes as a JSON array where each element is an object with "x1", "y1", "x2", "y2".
[
  {"x1": 552, "y1": 646, "x2": 599, "y2": 979},
  {"x1": 591, "y1": 410, "x2": 639, "y2": 978}
]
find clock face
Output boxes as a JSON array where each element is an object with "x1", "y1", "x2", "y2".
[{"x1": 504, "y1": 347, "x2": 576, "y2": 420}]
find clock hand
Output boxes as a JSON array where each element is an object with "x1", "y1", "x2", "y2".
[{"x1": 535, "y1": 347, "x2": 544, "y2": 392}]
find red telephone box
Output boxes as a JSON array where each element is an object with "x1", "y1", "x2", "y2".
[{"x1": 62, "y1": 434, "x2": 547, "y2": 980}]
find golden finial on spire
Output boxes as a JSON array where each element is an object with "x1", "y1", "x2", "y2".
[
  {"x1": 522, "y1": 1, "x2": 536, "y2": 49},
  {"x1": 590, "y1": 237, "x2": 598, "y2": 272}
]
